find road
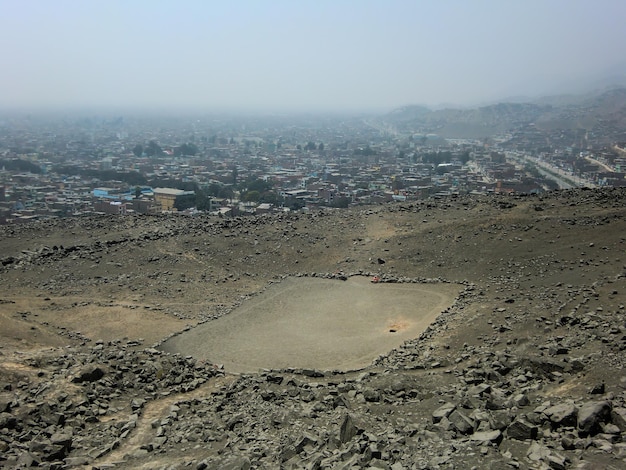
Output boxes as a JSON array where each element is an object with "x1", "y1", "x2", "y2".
[
  {"x1": 507, "y1": 152, "x2": 595, "y2": 189},
  {"x1": 585, "y1": 155, "x2": 614, "y2": 173}
]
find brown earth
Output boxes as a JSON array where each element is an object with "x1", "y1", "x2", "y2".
[{"x1": 1, "y1": 188, "x2": 626, "y2": 469}]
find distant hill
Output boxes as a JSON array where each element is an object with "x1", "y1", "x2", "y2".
[
  {"x1": 533, "y1": 87, "x2": 626, "y2": 134},
  {"x1": 384, "y1": 87, "x2": 626, "y2": 140},
  {"x1": 386, "y1": 104, "x2": 432, "y2": 122}
]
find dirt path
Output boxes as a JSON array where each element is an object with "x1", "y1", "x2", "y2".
[{"x1": 95, "y1": 374, "x2": 237, "y2": 467}]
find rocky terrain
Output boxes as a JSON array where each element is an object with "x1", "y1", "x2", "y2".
[{"x1": 1, "y1": 187, "x2": 626, "y2": 469}]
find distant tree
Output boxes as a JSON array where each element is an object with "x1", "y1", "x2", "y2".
[
  {"x1": 285, "y1": 198, "x2": 305, "y2": 211},
  {"x1": 239, "y1": 177, "x2": 274, "y2": 202},
  {"x1": 259, "y1": 191, "x2": 278, "y2": 205},
  {"x1": 392, "y1": 177, "x2": 405, "y2": 191},
  {"x1": 232, "y1": 166, "x2": 238, "y2": 185},
  {"x1": 196, "y1": 194, "x2": 210, "y2": 211},
  {"x1": 318, "y1": 142, "x2": 324, "y2": 152},
  {"x1": 0, "y1": 158, "x2": 42, "y2": 174},
  {"x1": 460, "y1": 151, "x2": 471, "y2": 165},
  {"x1": 305, "y1": 141, "x2": 317, "y2": 151},
  {"x1": 175, "y1": 143, "x2": 199, "y2": 157},
  {"x1": 240, "y1": 178, "x2": 272, "y2": 193},
  {"x1": 135, "y1": 186, "x2": 142, "y2": 199},
  {"x1": 330, "y1": 196, "x2": 350, "y2": 208},
  {"x1": 220, "y1": 186, "x2": 234, "y2": 201},
  {"x1": 173, "y1": 193, "x2": 196, "y2": 211},
  {"x1": 422, "y1": 151, "x2": 452, "y2": 165},
  {"x1": 354, "y1": 146, "x2": 376, "y2": 156},
  {"x1": 132, "y1": 144, "x2": 143, "y2": 157},
  {"x1": 205, "y1": 183, "x2": 222, "y2": 197},
  {"x1": 243, "y1": 190, "x2": 260, "y2": 202},
  {"x1": 145, "y1": 141, "x2": 163, "y2": 157}
]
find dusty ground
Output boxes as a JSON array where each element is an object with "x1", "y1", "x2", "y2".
[
  {"x1": 161, "y1": 276, "x2": 461, "y2": 372},
  {"x1": 1, "y1": 188, "x2": 626, "y2": 469}
]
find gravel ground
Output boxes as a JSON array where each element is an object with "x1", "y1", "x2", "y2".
[
  {"x1": 1, "y1": 187, "x2": 626, "y2": 469},
  {"x1": 161, "y1": 276, "x2": 460, "y2": 372}
]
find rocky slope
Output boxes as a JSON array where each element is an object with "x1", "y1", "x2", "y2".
[{"x1": 1, "y1": 188, "x2": 626, "y2": 469}]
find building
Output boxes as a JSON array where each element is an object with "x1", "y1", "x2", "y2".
[
  {"x1": 153, "y1": 187, "x2": 195, "y2": 211},
  {"x1": 132, "y1": 197, "x2": 159, "y2": 214},
  {"x1": 94, "y1": 200, "x2": 127, "y2": 215}
]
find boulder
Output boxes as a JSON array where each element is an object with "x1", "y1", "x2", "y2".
[
  {"x1": 547, "y1": 453, "x2": 568, "y2": 470},
  {"x1": 511, "y1": 393, "x2": 530, "y2": 407},
  {"x1": 339, "y1": 414, "x2": 361, "y2": 444},
  {"x1": 610, "y1": 407, "x2": 626, "y2": 432},
  {"x1": 362, "y1": 388, "x2": 381, "y2": 402},
  {"x1": 470, "y1": 430, "x2": 502, "y2": 445},
  {"x1": 432, "y1": 402, "x2": 456, "y2": 424},
  {"x1": 0, "y1": 412, "x2": 17, "y2": 430},
  {"x1": 448, "y1": 409, "x2": 474, "y2": 435},
  {"x1": 506, "y1": 419, "x2": 538, "y2": 441},
  {"x1": 72, "y1": 365, "x2": 105, "y2": 383},
  {"x1": 526, "y1": 441, "x2": 551, "y2": 463},
  {"x1": 0, "y1": 398, "x2": 11, "y2": 413},
  {"x1": 544, "y1": 403, "x2": 578, "y2": 428},
  {"x1": 50, "y1": 431, "x2": 73, "y2": 452},
  {"x1": 578, "y1": 401, "x2": 611, "y2": 436}
]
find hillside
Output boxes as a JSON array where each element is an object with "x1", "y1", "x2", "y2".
[
  {"x1": 385, "y1": 87, "x2": 626, "y2": 140},
  {"x1": 1, "y1": 188, "x2": 626, "y2": 468}
]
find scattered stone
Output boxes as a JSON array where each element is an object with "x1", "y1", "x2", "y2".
[
  {"x1": 470, "y1": 429, "x2": 502, "y2": 445},
  {"x1": 448, "y1": 409, "x2": 474, "y2": 435},
  {"x1": 432, "y1": 402, "x2": 456, "y2": 423},
  {"x1": 2, "y1": 189, "x2": 626, "y2": 469},
  {"x1": 339, "y1": 414, "x2": 361, "y2": 443},
  {"x1": 71, "y1": 365, "x2": 105, "y2": 383},
  {"x1": 611, "y1": 407, "x2": 626, "y2": 432},
  {"x1": 506, "y1": 419, "x2": 538, "y2": 441},
  {"x1": 544, "y1": 403, "x2": 578, "y2": 428},
  {"x1": 578, "y1": 401, "x2": 612, "y2": 436}
]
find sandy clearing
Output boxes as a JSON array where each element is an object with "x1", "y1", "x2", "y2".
[
  {"x1": 161, "y1": 276, "x2": 461, "y2": 373},
  {"x1": 0, "y1": 295, "x2": 190, "y2": 349}
]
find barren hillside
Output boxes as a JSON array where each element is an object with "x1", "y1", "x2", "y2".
[{"x1": 1, "y1": 188, "x2": 626, "y2": 469}]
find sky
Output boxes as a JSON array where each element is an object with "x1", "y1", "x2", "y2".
[{"x1": 1, "y1": 0, "x2": 625, "y2": 113}]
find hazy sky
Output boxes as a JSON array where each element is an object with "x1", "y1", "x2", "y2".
[{"x1": 1, "y1": 0, "x2": 625, "y2": 112}]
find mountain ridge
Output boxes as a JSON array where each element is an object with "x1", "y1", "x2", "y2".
[{"x1": 384, "y1": 86, "x2": 626, "y2": 139}]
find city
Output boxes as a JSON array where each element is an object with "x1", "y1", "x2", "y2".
[
  {"x1": 2, "y1": 1, "x2": 626, "y2": 467},
  {"x1": 2, "y1": 88, "x2": 625, "y2": 225}
]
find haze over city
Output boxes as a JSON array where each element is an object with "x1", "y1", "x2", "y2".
[{"x1": 1, "y1": 0, "x2": 625, "y2": 112}]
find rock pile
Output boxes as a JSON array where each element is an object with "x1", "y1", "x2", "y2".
[
  {"x1": 0, "y1": 342, "x2": 219, "y2": 467},
  {"x1": 1, "y1": 187, "x2": 626, "y2": 468}
]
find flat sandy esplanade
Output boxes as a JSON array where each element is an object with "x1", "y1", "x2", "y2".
[{"x1": 161, "y1": 276, "x2": 461, "y2": 373}]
